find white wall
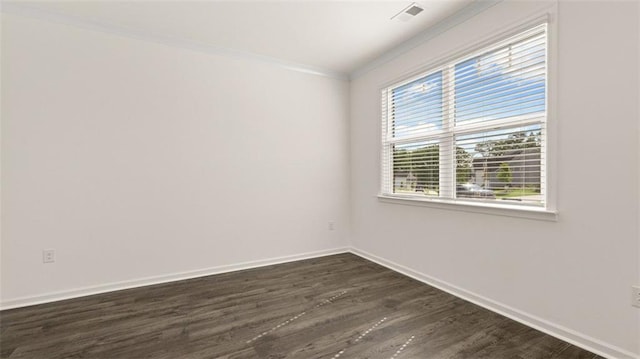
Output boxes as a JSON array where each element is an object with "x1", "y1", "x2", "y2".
[
  {"x1": 0, "y1": 13, "x2": 350, "y2": 306},
  {"x1": 350, "y1": 1, "x2": 639, "y2": 358},
  {"x1": 1, "y1": 1, "x2": 639, "y2": 357}
]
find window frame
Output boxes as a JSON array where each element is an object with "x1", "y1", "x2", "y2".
[{"x1": 378, "y1": 16, "x2": 557, "y2": 221}]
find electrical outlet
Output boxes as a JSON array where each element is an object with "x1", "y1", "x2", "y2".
[
  {"x1": 328, "y1": 221, "x2": 335, "y2": 231},
  {"x1": 633, "y1": 286, "x2": 640, "y2": 308},
  {"x1": 43, "y1": 249, "x2": 55, "y2": 264}
]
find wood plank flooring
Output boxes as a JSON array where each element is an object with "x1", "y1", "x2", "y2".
[{"x1": 0, "y1": 253, "x2": 601, "y2": 358}]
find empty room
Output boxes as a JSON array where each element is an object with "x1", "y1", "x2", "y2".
[{"x1": 1, "y1": 0, "x2": 639, "y2": 358}]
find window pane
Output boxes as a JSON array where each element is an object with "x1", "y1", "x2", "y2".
[
  {"x1": 391, "y1": 71, "x2": 443, "y2": 139},
  {"x1": 381, "y1": 24, "x2": 548, "y2": 212},
  {"x1": 456, "y1": 125, "x2": 543, "y2": 206},
  {"x1": 454, "y1": 33, "x2": 546, "y2": 124},
  {"x1": 393, "y1": 141, "x2": 440, "y2": 196}
]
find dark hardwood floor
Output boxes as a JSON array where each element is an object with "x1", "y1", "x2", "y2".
[{"x1": 0, "y1": 253, "x2": 600, "y2": 358}]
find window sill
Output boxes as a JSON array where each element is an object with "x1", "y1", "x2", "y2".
[{"x1": 377, "y1": 194, "x2": 558, "y2": 221}]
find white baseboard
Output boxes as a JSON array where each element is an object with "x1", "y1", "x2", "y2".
[
  {"x1": 349, "y1": 247, "x2": 638, "y2": 359},
  {"x1": 2, "y1": 246, "x2": 636, "y2": 359},
  {"x1": 0, "y1": 247, "x2": 349, "y2": 311}
]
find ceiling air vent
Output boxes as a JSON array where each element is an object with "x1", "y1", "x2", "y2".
[{"x1": 391, "y1": 3, "x2": 424, "y2": 22}]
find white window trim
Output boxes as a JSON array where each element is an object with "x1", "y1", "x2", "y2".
[
  {"x1": 378, "y1": 11, "x2": 558, "y2": 221},
  {"x1": 377, "y1": 194, "x2": 558, "y2": 221}
]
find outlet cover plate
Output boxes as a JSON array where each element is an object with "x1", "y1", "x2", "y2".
[
  {"x1": 43, "y1": 249, "x2": 55, "y2": 263},
  {"x1": 632, "y1": 285, "x2": 640, "y2": 308}
]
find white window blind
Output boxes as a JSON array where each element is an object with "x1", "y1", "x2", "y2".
[{"x1": 381, "y1": 24, "x2": 548, "y2": 208}]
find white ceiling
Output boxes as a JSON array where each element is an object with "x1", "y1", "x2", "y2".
[{"x1": 6, "y1": 1, "x2": 475, "y2": 76}]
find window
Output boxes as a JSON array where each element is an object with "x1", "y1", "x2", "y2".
[{"x1": 381, "y1": 24, "x2": 548, "y2": 211}]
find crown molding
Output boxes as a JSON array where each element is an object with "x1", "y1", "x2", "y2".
[
  {"x1": 350, "y1": 0, "x2": 503, "y2": 80},
  {"x1": 0, "y1": 2, "x2": 349, "y2": 81},
  {"x1": 1, "y1": 1, "x2": 503, "y2": 81}
]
